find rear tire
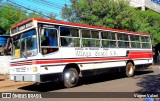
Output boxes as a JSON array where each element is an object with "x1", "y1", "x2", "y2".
[
  {"x1": 126, "y1": 62, "x2": 135, "y2": 77},
  {"x1": 63, "y1": 68, "x2": 79, "y2": 88}
]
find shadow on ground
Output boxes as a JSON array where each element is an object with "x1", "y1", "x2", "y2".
[
  {"x1": 136, "y1": 73, "x2": 160, "y2": 93},
  {"x1": 0, "y1": 79, "x2": 4, "y2": 81},
  {"x1": 18, "y1": 70, "x2": 154, "y2": 92},
  {"x1": 135, "y1": 65, "x2": 160, "y2": 93}
]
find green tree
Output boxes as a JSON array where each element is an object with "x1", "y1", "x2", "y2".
[
  {"x1": 0, "y1": 5, "x2": 56, "y2": 35},
  {"x1": 62, "y1": 0, "x2": 136, "y2": 28},
  {"x1": 27, "y1": 12, "x2": 43, "y2": 18},
  {"x1": 47, "y1": 12, "x2": 56, "y2": 20},
  {"x1": 0, "y1": 5, "x2": 27, "y2": 34},
  {"x1": 135, "y1": 10, "x2": 160, "y2": 44},
  {"x1": 62, "y1": 0, "x2": 160, "y2": 44}
]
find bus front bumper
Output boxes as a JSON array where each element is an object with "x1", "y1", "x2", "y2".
[
  {"x1": 10, "y1": 74, "x2": 40, "y2": 82},
  {"x1": 10, "y1": 73, "x2": 62, "y2": 82}
]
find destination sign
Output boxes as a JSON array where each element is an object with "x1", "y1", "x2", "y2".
[{"x1": 11, "y1": 22, "x2": 33, "y2": 34}]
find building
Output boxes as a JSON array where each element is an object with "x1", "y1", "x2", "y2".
[{"x1": 128, "y1": 0, "x2": 160, "y2": 13}]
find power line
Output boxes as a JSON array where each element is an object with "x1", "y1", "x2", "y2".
[
  {"x1": 27, "y1": 0, "x2": 67, "y2": 19},
  {"x1": 9, "y1": 0, "x2": 54, "y2": 15},
  {"x1": 6, "y1": 0, "x2": 55, "y2": 18},
  {"x1": 52, "y1": 0, "x2": 71, "y2": 6},
  {"x1": 29, "y1": 0, "x2": 63, "y2": 10},
  {"x1": 60, "y1": 0, "x2": 71, "y2": 4},
  {"x1": 2, "y1": 0, "x2": 66, "y2": 20}
]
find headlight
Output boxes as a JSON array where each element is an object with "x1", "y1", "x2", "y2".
[{"x1": 33, "y1": 67, "x2": 37, "y2": 72}]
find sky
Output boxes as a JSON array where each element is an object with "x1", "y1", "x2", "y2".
[
  {"x1": 3, "y1": 0, "x2": 71, "y2": 20},
  {"x1": 2, "y1": 0, "x2": 160, "y2": 20},
  {"x1": 151, "y1": 0, "x2": 160, "y2": 5}
]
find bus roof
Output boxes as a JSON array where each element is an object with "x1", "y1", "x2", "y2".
[{"x1": 11, "y1": 18, "x2": 150, "y2": 36}]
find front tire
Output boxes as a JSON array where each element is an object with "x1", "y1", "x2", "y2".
[
  {"x1": 63, "y1": 68, "x2": 79, "y2": 88},
  {"x1": 126, "y1": 62, "x2": 135, "y2": 77}
]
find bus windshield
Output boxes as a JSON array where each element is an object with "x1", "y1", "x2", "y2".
[{"x1": 12, "y1": 29, "x2": 37, "y2": 58}]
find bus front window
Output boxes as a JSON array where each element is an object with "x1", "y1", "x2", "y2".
[
  {"x1": 13, "y1": 35, "x2": 21, "y2": 58},
  {"x1": 12, "y1": 29, "x2": 37, "y2": 58}
]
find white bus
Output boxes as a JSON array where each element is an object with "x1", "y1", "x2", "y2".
[{"x1": 10, "y1": 18, "x2": 153, "y2": 88}]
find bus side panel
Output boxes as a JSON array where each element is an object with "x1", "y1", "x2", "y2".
[{"x1": 39, "y1": 65, "x2": 65, "y2": 82}]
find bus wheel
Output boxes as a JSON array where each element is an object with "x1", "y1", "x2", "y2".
[
  {"x1": 126, "y1": 62, "x2": 135, "y2": 77},
  {"x1": 63, "y1": 68, "x2": 79, "y2": 88}
]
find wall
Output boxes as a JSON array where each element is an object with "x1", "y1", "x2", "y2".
[
  {"x1": 0, "y1": 56, "x2": 11, "y2": 74},
  {"x1": 129, "y1": 0, "x2": 160, "y2": 13},
  {"x1": 145, "y1": 0, "x2": 160, "y2": 13}
]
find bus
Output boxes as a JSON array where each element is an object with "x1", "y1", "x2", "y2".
[{"x1": 10, "y1": 18, "x2": 153, "y2": 88}]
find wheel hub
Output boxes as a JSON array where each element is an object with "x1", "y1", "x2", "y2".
[
  {"x1": 65, "y1": 71, "x2": 76, "y2": 84},
  {"x1": 128, "y1": 66, "x2": 133, "y2": 75}
]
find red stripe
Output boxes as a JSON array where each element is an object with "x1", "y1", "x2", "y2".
[
  {"x1": 10, "y1": 51, "x2": 153, "y2": 66},
  {"x1": 128, "y1": 51, "x2": 152, "y2": 58}
]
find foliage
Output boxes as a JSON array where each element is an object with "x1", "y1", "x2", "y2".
[
  {"x1": 0, "y1": 5, "x2": 26, "y2": 34},
  {"x1": 62, "y1": 0, "x2": 160, "y2": 45},
  {"x1": 135, "y1": 10, "x2": 160, "y2": 44},
  {"x1": 0, "y1": 5, "x2": 56, "y2": 35}
]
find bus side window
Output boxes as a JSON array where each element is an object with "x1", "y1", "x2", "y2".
[
  {"x1": 61, "y1": 37, "x2": 68, "y2": 46},
  {"x1": 41, "y1": 36, "x2": 49, "y2": 46},
  {"x1": 47, "y1": 29, "x2": 57, "y2": 46},
  {"x1": 60, "y1": 27, "x2": 71, "y2": 47},
  {"x1": 141, "y1": 36, "x2": 151, "y2": 49},
  {"x1": 41, "y1": 29, "x2": 57, "y2": 46},
  {"x1": 60, "y1": 26, "x2": 80, "y2": 47},
  {"x1": 41, "y1": 28, "x2": 58, "y2": 55}
]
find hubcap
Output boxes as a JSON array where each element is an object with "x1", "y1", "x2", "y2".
[
  {"x1": 128, "y1": 65, "x2": 133, "y2": 75},
  {"x1": 65, "y1": 71, "x2": 76, "y2": 84}
]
